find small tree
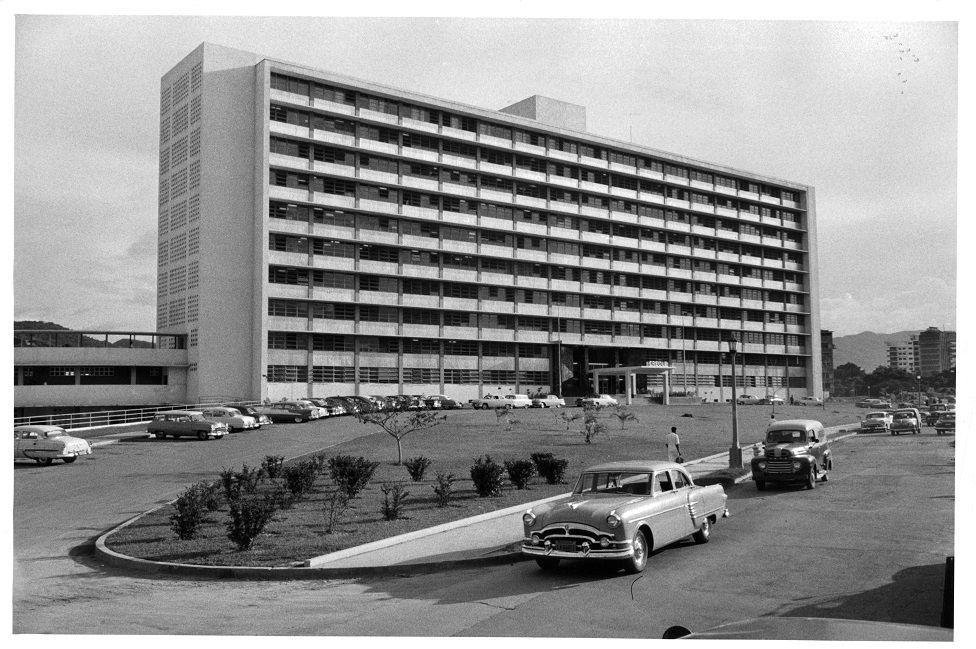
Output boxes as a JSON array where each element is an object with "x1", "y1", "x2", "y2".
[
  {"x1": 494, "y1": 408, "x2": 521, "y2": 432},
  {"x1": 323, "y1": 489, "x2": 350, "y2": 534},
  {"x1": 380, "y1": 482, "x2": 411, "y2": 520},
  {"x1": 470, "y1": 455, "x2": 505, "y2": 497},
  {"x1": 403, "y1": 456, "x2": 432, "y2": 482},
  {"x1": 225, "y1": 492, "x2": 278, "y2": 550},
  {"x1": 609, "y1": 405, "x2": 638, "y2": 433},
  {"x1": 504, "y1": 459, "x2": 536, "y2": 489},
  {"x1": 582, "y1": 409, "x2": 607, "y2": 444},
  {"x1": 327, "y1": 455, "x2": 380, "y2": 498},
  {"x1": 355, "y1": 409, "x2": 445, "y2": 465},
  {"x1": 432, "y1": 472, "x2": 455, "y2": 507}
]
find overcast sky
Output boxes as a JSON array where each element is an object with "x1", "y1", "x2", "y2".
[{"x1": 12, "y1": 13, "x2": 959, "y2": 337}]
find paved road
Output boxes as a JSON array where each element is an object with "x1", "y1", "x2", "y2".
[{"x1": 14, "y1": 427, "x2": 954, "y2": 637}]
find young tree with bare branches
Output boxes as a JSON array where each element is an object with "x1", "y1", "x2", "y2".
[{"x1": 355, "y1": 409, "x2": 445, "y2": 464}]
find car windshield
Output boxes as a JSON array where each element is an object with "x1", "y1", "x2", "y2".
[
  {"x1": 893, "y1": 413, "x2": 912, "y2": 420},
  {"x1": 574, "y1": 471, "x2": 652, "y2": 495},
  {"x1": 766, "y1": 429, "x2": 806, "y2": 443},
  {"x1": 43, "y1": 430, "x2": 66, "y2": 438},
  {"x1": 866, "y1": 413, "x2": 886, "y2": 419}
]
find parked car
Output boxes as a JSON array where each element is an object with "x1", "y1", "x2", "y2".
[
  {"x1": 423, "y1": 394, "x2": 461, "y2": 409},
  {"x1": 889, "y1": 409, "x2": 921, "y2": 435},
  {"x1": 750, "y1": 419, "x2": 832, "y2": 490},
  {"x1": 521, "y1": 460, "x2": 728, "y2": 573},
  {"x1": 291, "y1": 399, "x2": 326, "y2": 419},
  {"x1": 316, "y1": 397, "x2": 348, "y2": 417},
  {"x1": 200, "y1": 406, "x2": 259, "y2": 432},
  {"x1": 855, "y1": 398, "x2": 884, "y2": 408},
  {"x1": 796, "y1": 396, "x2": 823, "y2": 406},
  {"x1": 224, "y1": 404, "x2": 273, "y2": 427},
  {"x1": 576, "y1": 394, "x2": 619, "y2": 408},
  {"x1": 254, "y1": 402, "x2": 316, "y2": 423},
  {"x1": 759, "y1": 396, "x2": 785, "y2": 405},
  {"x1": 148, "y1": 410, "x2": 229, "y2": 440},
  {"x1": 926, "y1": 403, "x2": 951, "y2": 425},
  {"x1": 531, "y1": 394, "x2": 566, "y2": 408},
  {"x1": 735, "y1": 394, "x2": 762, "y2": 405},
  {"x1": 471, "y1": 394, "x2": 533, "y2": 409},
  {"x1": 935, "y1": 412, "x2": 955, "y2": 436},
  {"x1": 14, "y1": 425, "x2": 93, "y2": 465},
  {"x1": 860, "y1": 411, "x2": 893, "y2": 434},
  {"x1": 343, "y1": 395, "x2": 378, "y2": 414}
]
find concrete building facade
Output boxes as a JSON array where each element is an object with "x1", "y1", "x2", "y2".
[
  {"x1": 156, "y1": 43, "x2": 823, "y2": 404},
  {"x1": 917, "y1": 327, "x2": 956, "y2": 377},
  {"x1": 886, "y1": 335, "x2": 919, "y2": 373}
]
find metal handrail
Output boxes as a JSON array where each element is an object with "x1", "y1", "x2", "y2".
[{"x1": 13, "y1": 400, "x2": 263, "y2": 430}]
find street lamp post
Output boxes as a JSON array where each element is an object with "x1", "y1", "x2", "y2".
[
  {"x1": 916, "y1": 374, "x2": 922, "y2": 409},
  {"x1": 728, "y1": 334, "x2": 742, "y2": 469}
]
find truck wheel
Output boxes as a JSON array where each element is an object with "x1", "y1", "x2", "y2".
[
  {"x1": 535, "y1": 557, "x2": 560, "y2": 571},
  {"x1": 806, "y1": 466, "x2": 817, "y2": 490},
  {"x1": 692, "y1": 518, "x2": 711, "y2": 544}
]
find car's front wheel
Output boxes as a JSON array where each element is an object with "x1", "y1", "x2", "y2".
[
  {"x1": 624, "y1": 529, "x2": 649, "y2": 574},
  {"x1": 806, "y1": 465, "x2": 817, "y2": 490},
  {"x1": 535, "y1": 557, "x2": 560, "y2": 571},
  {"x1": 755, "y1": 478, "x2": 766, "y2": 490},
  {"x1": 155, "y1": 432, "x2": 165, "y2": 439},
  {"x1": 36, "y1": 457, "x2": 54, "y2": 466},
  {"x1": 692, "y1": 518, "x2": 711, "y2": 544},
  {"x1": 294, "y1": 416, "x2": 303, "y2": 423},
  {"x1": 197, "y1": 431, "x2": 208, "y2": 441},
  {"x1": 63, "y1": 456, "x2": 77, "y2": 464}
]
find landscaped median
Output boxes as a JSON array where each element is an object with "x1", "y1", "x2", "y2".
[{"x1": 98, "y1": 404, "x2": 862, "y2": 577}]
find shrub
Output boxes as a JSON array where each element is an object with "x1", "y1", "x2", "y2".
[
  {"x1": 504, "y1": 459, "x2": 536, "y2": 490},
  {"x1": 169, "y1": 484, "x2": 207, "y2": 540},
  {"x1": 261, "y1": 455, "x2": 285, "y2": 480},
  {"x1": 380, "y1": 482, "x2": 411, "y2": 520},
  {"x1": 282, "y1": 460, "x2": 319, "y2": 500},
  {"x1": 470, "y1": 455, "x2": 505, "y2": 497},
  {"x1": 196, "y1": 481, "x2": 223, "y2": 512},
  {"x1": 225, "y1": 492, "x2": 278, "y2": 551},
  {"x1": 432, "y1": 472, "x2": 455, "y2": 507},
  {"x1": 328, "y1": 455, "x2": 379, "y2": 498},
  {"x1": 403, "y1": 456, "x2": 432, "y2": 482},
  {"x1": 323, "y1": 489, "x2": 350, "y2": 534},
  {"x1": 582, "y1": 410, "x2": 607, "y2": 444},
  {"x1": 532, "y1": 452, "x2": 569, "y2": 485},
  {"x1": 220, "y1": 463, "x2": 263, "y2": 501}
]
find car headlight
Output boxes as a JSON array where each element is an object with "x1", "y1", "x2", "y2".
[
  {"x1": 607, "y1": 512, "x2": 621, "y2": 529},
  {"x1": 792, "y1": 460, "x2": 802, "y2": 471},
  {"x1": 531, "y1": 533, "x2": 541, "y2": 545},
  {"x1": 757, "y1": 460, "x2": 766, "y2": 469},
  {"x1": 522, "y1": 511, "x2": 536, "y2": 526}
]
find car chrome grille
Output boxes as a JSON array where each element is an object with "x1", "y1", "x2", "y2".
[
  {"x1": 765, "y1": 459, "x2": 795, "y2": 473},
  {"x1": 539, "y1": 526, "x2": 601, "y2": 543}
]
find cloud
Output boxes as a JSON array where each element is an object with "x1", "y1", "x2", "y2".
[{"x1": 821, "y1": 275, "x2": 956, "y2": 335}]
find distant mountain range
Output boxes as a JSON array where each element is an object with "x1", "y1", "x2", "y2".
[
  {"x1": 14, "y1": 320, "x2": 153, "y2": 347},
  {"x1": 831, "y1": 330, "x2": 920, "y2": 373}
]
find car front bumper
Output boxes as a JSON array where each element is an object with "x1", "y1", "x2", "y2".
[{"x1": 521, "y1": 539, "x2": 634, "y2": 560}]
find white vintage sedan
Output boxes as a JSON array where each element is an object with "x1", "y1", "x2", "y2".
[
  {"x1": 576, "y1": 394, "x2": 619, "y2": 408},
  {"x1": 14, "y1": 425, "x2": 93, "y2": 465},
  {"x1": 531, "y1": 394, "x2": 566, "y2": 408},
  {"x1": 200, "y1": 407, "x2": 259, "y2": 432},
  {"x1": 522, "y1": 460, "x2": 728, "y2": 573}
]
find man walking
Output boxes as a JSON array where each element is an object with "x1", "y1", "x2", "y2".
[{"x1": 666, "y1": 426, "x2": 682, "y2": 463}]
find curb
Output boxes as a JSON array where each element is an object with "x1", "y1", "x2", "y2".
[{"x1": 94, "y1": 422, "x2": 861, "y2": 579}]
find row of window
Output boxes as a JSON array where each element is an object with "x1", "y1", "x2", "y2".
[
  {"x1": 269, "y1": 135, "x2": 801, "y2": 221},
  {"x1": 269, "y1": 230, "x2": 803, "y2": 282},
  {"x1": 267, "y1": 364, "x2": 551, "y2": 384},
  {"x1": 267, "y1": 332, "x2": 551, "y2": 356},
  {"x1": 269, "y1": 167, "x2": 804, "y2": 242},
  {"x1": 268, "y1": 76, "x2": 798, "y2": 202},
  {"x1": 267, "y1": 258, "x2": 805, "y2": 305},
  {"x1": 265, "y1": 301, "x2": 805, "y2": 346}
]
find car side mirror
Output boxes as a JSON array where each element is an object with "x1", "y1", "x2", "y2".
[{"x1": 810, "y1": 436, "x2": 818, "y2": 443}]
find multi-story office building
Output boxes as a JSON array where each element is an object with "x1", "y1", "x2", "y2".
[
  {"x1": 156, "y1": 43, "x2": 822, "y2": 403},
  {"x1": 917, "y1": 327, "x2": 955, "y2": 377},
  {"x1": 886, "y1": 335, "x2": 919, "y2": 373}
]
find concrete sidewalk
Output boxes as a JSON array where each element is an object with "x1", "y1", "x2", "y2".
[{"x1": 308, "y1": 424, "x2": 857, "y2": 570}]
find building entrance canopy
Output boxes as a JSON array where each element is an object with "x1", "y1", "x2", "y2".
[{"x1": 588, "y1": 362, "x2": 675, "y2": 405}]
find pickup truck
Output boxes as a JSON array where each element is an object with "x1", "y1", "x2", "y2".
[{"x1": 470, "y1": 394, "x2": 533, "y2": 409}]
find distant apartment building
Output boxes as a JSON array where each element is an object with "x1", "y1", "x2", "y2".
[
  {"x1": 886, "y1": 335, "x2": 919, "y2": 373},
  {"x1": 917, "y1": 327, "x2": 956, "y2": 377},
  {"x1": 820, "y1": 329, "x2": 834, "y2": 396},
  {"x1": 154, "y1": 42, "x2": 823, "y2": 404}
]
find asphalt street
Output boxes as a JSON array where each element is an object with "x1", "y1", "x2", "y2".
[{"x1": 13, "y1": 422, "x2": 954, "y2": 637}]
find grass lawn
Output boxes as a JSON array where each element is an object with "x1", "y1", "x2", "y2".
[{"x1": 107, "y1": 402, "x2": 861, "y2": 567}]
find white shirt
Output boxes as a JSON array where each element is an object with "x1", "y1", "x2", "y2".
[{"x1": 666, "y1": 431, "x2": 680, "y2": 448}]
